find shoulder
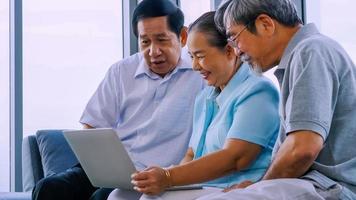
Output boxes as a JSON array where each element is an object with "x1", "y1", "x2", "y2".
[
  {"x1": 287, "y1": 33, "x2": 354, "y2": 81},
  {"x1": 297, "y1": 33, "x2": 340, "y2": 51},
  {"x1": 117, "y1": 52, "x2": 142, "y2": 67},
  {"x1": 108, "y1": 52, "x2": 143, "y2": 75},
  {"x1": 293, "y1": 33, "x2": 347, "y2": 64},
  {"x1": 240, "y1": 74, "x2": 279, "y2": 100}
]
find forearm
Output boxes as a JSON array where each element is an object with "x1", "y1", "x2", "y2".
[
  {"x1": 132, "y1": 139, "x2": 261, "y2": 195},
  {"x1": 263, "y1": 131, "x2": 323, "y2": 180},
  {"x1": 170, "y1": 150, "x2": 237, "y2": 186},
  {"x1": 262, "y1": 148, "x2": 314, "y2": 180}
]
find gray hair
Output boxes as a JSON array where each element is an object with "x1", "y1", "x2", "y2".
[
  {"x1": 214, "y1": 0, "x2": 233, "y2": 34},
  {"x1": 223, "y1": 0, "x2": 302, "y2": 33}
]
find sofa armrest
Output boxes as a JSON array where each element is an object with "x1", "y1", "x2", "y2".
[
  {"x1": 22, "y1": 135, "x2": 44, "y2": 192},
  {"x1": 0, "y1": 192, "x2": 32, "y2": 200}
]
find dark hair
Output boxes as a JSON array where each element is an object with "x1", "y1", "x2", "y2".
[
  {"x1": 132, "y1": 0, "x2": 184, "y2": 38},
  {"x1": 188, "y1": 11, "x2": 228, "y2": 50},
  {"x1": 223, "y1": 0, "x2": 302, "y2": 33}
]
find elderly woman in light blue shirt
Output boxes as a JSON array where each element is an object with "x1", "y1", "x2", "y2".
[{"x1": 126, "y1": 11, "x2": 280, "y2": 200}]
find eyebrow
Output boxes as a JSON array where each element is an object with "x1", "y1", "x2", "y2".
[
  {"x1": 190, "y1": 50, "x2": 205, "y2": 55},
  {"x1": 139, "y1": 34, "x2": 148, "y2": 39},
  {"x1": 155, "y1": 33, "x2": 169, "y2": 37},
  {"x1": 139, "y1": 33, "x2": 170, "y2": 39}
]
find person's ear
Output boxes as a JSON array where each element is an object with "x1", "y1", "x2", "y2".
[
  {"x1": 226, "y1": 44, "x2": 235, "y2": 58},
  {"x1": 179, "y1": 26, "x2": 188, "y2": 47},
  {"x1": 255, "y1": 14, "x2": 276, "y2": 36},
  {"x1": 226, "y1": 44, "x2": 242, "y2": 68}
]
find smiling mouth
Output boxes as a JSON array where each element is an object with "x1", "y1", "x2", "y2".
[{"x1": 200, "y1": 71, "x2": 210, "y2": 80}]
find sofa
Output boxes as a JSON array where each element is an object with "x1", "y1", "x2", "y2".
[{"x1": 0, "y1": 130, "x2": 78, "y2": 200}]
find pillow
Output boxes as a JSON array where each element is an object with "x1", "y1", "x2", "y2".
[{"x1": 36, "y1": 130, "x2": 78, "y2": 177}]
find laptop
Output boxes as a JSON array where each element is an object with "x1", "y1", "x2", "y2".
[
  {"x1": 63, "y1": 128, "x2": 136, "y2": 190},
  {"x1": 63, "y1": 128, "x2": 203, "y2": 191}
]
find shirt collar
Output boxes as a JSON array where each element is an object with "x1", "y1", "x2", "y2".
[
  {"x1": 206, "y1": 63, "x2": 250, "y2": 107},
  {"x1": 134, "y1": 52, "x2": 193, "y2": 79},
  {"x1": 278, "y1": 23, "x2": 320, "y2": 70}
]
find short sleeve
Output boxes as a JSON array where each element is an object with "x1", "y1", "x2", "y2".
[
  {"x1": 285, "y1": 49, "x2": 338, "y2": 140},
  {"x1": 79, "y1": 64, "x2": 121, "y2": 128},
  {"x1": 227, "y1": 82, "x2": 280, "y2": 148}
]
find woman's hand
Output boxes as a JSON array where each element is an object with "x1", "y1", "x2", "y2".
[{"x1": 131, "y1": 166, "x2": 171, "y2": 195}]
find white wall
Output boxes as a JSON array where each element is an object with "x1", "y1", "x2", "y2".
[
  {"x1": 306, "y1": 0, "x2": 356, "y2": 62},
  {"x1": 0, "y1": 0, "x2": 123, "y2": 191}
]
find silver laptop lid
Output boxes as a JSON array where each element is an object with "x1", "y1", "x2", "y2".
[{"x1": 63, "y1": 128, "x2": 136, "y2": 190}]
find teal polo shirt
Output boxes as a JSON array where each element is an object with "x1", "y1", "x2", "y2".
[{"x1": 189, "y1": 64, "x2": 280, "y2": 188}]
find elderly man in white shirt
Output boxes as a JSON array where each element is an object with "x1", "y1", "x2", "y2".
[{"x1": 32, "y1": 0, "x2": 204, "y2": 200}]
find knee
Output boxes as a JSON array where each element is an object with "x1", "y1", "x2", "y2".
[
  {"x1": 34, "y1": 176, "x2": 66, "y2": 192},
  {"x1": 89, "y1": 188, "x2": 114, "y2": 200},
  {"x1": 32, "y1": 176, "x2": 70, "y2": 200}
]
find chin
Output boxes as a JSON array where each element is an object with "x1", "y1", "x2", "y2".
[
  {"x1": 259, "y1": 61, "x2": 279, "y2": 71},
  {"x1": 205, "y1": 80, "x2": 215, "y2": 87},
  {"x1": 249, "y1": 64, "x2": 263, "y2": 76},
  {"x1": 152, "y1": 67, "x2": 172, "y2": 75},
  {"x1": 206, "y1": 82, "x2": 213, "y2": 86}
]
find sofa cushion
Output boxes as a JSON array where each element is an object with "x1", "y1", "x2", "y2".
[{"x1": 36, "y1": 130, "x2": 78, "y2": 177}]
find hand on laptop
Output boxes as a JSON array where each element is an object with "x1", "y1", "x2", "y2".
[{"x1": 131, "y1": 166, "x2": 171, "y2": 195}]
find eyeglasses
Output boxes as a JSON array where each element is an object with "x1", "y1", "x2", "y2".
[{"x1": 227, "y1": 24, "x2": 249, "y2": 48}]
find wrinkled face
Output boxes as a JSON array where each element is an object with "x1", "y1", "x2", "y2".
[
  {"x1": 225, "y1": 16, "x2": 278, "y2": 72},
  {"x1": 137, "y1": 16, "x2": 184, "y2": 77},
  {"x1": 187, "y1": 31, "x2": 237, "y2": 88}
]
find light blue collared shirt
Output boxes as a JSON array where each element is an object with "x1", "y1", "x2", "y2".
[
  {"x1": 80, "y1": 52, "x2": 205, "y2": 170},
  {"x1": 189, "y1": 64, "x2": 280, "y2": 188}
]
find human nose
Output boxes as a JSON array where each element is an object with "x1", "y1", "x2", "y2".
[
  {"x1": 149, "y1": 43, "x2": 162, "y2": 57},
  {"x1": 191, "y1": 57, "x2": 201, "y2": 71}
]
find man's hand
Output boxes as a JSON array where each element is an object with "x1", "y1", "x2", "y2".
[
  {"x1": 131, "y1": 166, "x2": 170, "y2": 195},
  {"x1": 83, "y1": 123, "x2": 94, "y2": 129},
  {"x1": 223, "y1": 180, "x2": 254, "y2": 192}
]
